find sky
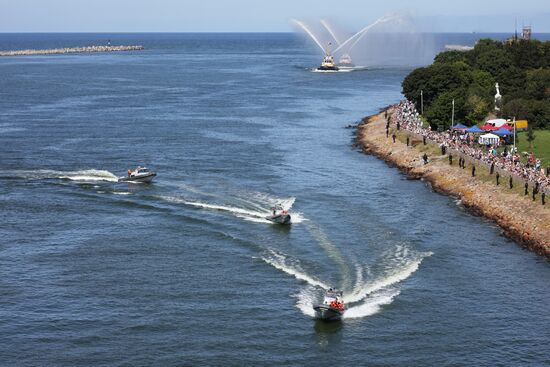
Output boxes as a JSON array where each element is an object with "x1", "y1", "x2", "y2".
[{"x1": 0, "y1": 0, "x2": 549, "y2": 32}]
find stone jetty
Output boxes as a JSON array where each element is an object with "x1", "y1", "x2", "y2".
[
  {"x1": 356, "y1": 110, "x2": 550, "y2": 260},
  {"x1": 0, "y1": 45, "x2": 144, "y2": 57}
]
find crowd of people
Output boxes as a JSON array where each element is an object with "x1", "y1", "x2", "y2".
[{"x1": 390, "y1": 100, "x2": 549, "y2": 193}]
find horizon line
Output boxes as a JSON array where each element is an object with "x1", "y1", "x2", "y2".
[{"x1": 2, "y1": 31, "x2": 549, "y2": 34}]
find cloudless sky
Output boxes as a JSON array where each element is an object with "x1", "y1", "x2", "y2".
[{"x1": 0, "y1": 0, "x2": 548, "y2": 32}]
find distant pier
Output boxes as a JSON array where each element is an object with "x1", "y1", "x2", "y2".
[{"x1": 0, "y1": 45, "x2": 144, "y2": 57}]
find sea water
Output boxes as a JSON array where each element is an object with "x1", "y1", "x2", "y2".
[{"x1": 1, "y1": 33, "x2": 549, "y2": 366}]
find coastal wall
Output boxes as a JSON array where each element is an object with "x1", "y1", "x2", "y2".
[
  {"x1": 356, "y1": 110, "x2": 550, "y2": 260},
  {"x1": 0, "y1": 45, "x2": 144, "y2": 57}
]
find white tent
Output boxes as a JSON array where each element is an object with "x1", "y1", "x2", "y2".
[
  {"x1": 478, "y1": 133, "x2": 500, "y2": 145},
  {"x1": 486, "y1": 118, "x2": 508, "y2": 127}
]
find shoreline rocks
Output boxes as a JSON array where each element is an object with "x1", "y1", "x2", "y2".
[
  {"x1": 0, "y1": 45, "x2": 144, "y2": 57},
  {"x1": 356, "y1": 110, "x2": 550, "y2": 261}
]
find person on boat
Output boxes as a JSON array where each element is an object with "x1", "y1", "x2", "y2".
[{"x1": 127, "y1": 168, "x2": 132, "y2": 176}]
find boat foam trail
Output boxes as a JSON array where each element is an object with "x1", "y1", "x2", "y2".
[
  {"x1": 157, "y1": 194, "x2": 305, "y2": 224},
  {"x1": 260, "y1": 250, "x2": 329, "y2": 289},
  {"x1": 345, "y1": 249, "x2": 432, "y2": 304},
  {"x1": 343, "y1": 288, "x2": 401, "y2": 319},
  {"x1": 294, "y1": 286, "x2": 317, "y2": 317},
  {"x1": 1, "y1": 169, "x2": 118, "y2": 182}
]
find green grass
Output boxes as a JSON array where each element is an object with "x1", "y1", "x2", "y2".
[{"x1": 515, "y1": 130, "x2": 550, "y2": 168}]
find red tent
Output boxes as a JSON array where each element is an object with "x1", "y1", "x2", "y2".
[{"x1": 481, "y1": 123, "x2": 498, "y2": 131}]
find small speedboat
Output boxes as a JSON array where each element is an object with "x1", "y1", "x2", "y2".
[
  {"x1": 313, "y1": 288, "x2": 345, "y2": 321},
  {"x1": 265, "y1": 205, "x2": 291, "y2": 225},
  {"x1": 118, "y1": 166, "x2": 156, "y2": 183}
]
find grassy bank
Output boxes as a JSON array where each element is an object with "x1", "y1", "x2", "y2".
[{"x1": 515, "y1": 130, "x2": 550, "y2": 167}]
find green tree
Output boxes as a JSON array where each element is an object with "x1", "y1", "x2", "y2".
[
  {"x1": 525, "y1": 69, "x2": 550, "y2": 100},
  {"x1": 402, "y1": 38, "x2": 550, "y2": 131},
  {"x1": 506, "y1": 39, "x2": 545, "y2": 69},
  {"x1": 434, "y1": 50, "x2": 468, "y2": 65},
  {"x1": 465, "y1": 95, "x2": 490, "y2": 124},
  {"x1": 425, "y1": 89, "x2": 466, "y2": 129},
  {"x1": 402, "y1": 61, "x2": 473, "y2": 112}
]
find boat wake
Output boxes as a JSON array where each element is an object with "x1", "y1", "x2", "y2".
[
  {"x1": 157, "y1": 193, "x2": 305, "y2": 224},
  {"x1": 260, "y1": 249, "x2": 329, "y2": 289},
  {"x1": 0, "y1": 169, "x2": 119, "y2": 182},
  {"x1": 265, "y1": 242, "x2": 432, "y2": 320},
  {"x1": 342, "y1": 246, "x2": 432, "y2": 319},
  {"x1": 310, "y1": 66, "x2": 368, "y2": 73},
  {"x1": 345, "y1": 245, "x2": 432, "y2": 303}
]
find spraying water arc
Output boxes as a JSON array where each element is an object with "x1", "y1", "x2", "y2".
[
  {"x1": 320, "y1": 19, "x2": 342, "y2": 46},
  {"x1": 333, "y1": 14, "x2": 399, "y2": 54},
  {"x1": 291, "y1": 19, "x2": 327, "y2": 54}
]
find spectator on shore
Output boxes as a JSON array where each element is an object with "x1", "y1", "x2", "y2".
[
  {"x1": 406, "y1": 136, "x2": 410, "y2": 146},
  {"x1": 392, "y1": 133, "x2": 396, "y2": 143},
  {"x1": 525, "y1": 182, "x2": 529, "y2": 196},
  {"x1": 423, "y1": 153, "x2": 428, "y2": 165},
  {"x1": 449, "y1": 155, "x2": 453, "y2": 165},
  {"x1": 423, "y1": 136, "x2": 426, "y2": 145},
  {"x1": 472, "y1": 165, "x2": 476, "y2": 177},
  {"x1": 509, "y1": 177, "x2": 513, "y2": 189},
  {"x1": 496, "y1": 172, "x2": 500, "y2": 185},
  {"x1": 390, "y1": 99, "x2": 549, "y2": 193}
]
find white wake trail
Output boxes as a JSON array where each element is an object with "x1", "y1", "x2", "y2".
[
  {"x1": 3, "y1": 169, "x2": 119, "y2": 182},
  {"x1": 294, "y1": 287, "x2": 317, "y2": 317},
  {"x1": 157, "y1": 194, "x2": 305, "y2": 224},
  {"x1": 345, "y1": 250, "x2": 432, "y2": 304},
  {"x1": 260, "y1": 250, "x2": 329, "y2": 290},
  {"x1": 343, "y1": 288, "x2": 401, "y2": 319}
]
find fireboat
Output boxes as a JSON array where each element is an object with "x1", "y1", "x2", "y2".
[
  {"x1": 338, "y1": 53, "x2": 355, "y2": 67},
  {"x1": 317, "y1": 50, "x2": 339, "y2": 71}
]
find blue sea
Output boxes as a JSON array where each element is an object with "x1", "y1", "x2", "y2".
[{"x1": 1, "y1": 33, "x2": 549, "y2": 366}]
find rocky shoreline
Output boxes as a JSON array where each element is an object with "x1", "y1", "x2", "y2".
[
  {"x1": 0, "y1": 45, "x2": 144, "y2": 57},
  {"x1": 356, "y1": 110, "x2": 550, "y2": 260}
]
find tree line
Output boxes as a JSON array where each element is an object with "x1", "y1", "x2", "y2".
[{"x1": 402, "y1": 38, "x2": 550, "y2": 130}]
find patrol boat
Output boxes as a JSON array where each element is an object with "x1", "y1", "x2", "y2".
[
  {"x1": 265, "y1": 205, "x2": 291, "y2": 225},
  {"x1": 118, "y1": 166, "x2": 156, "y2": 183},
  {"x1": 313, "y1": 288, "x2": 345, "y2": 321}
]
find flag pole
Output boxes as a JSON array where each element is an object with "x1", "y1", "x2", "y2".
[{"x1": 451, "y1": 99, "x2": 455, "y2": 129}]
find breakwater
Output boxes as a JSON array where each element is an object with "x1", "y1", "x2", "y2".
[
  {"x1": 356, "y1": 110, "x2": 550, "y2": 260},
  {"x1": 0, "y1": 45, "x2": 144, "y2": 57}
]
